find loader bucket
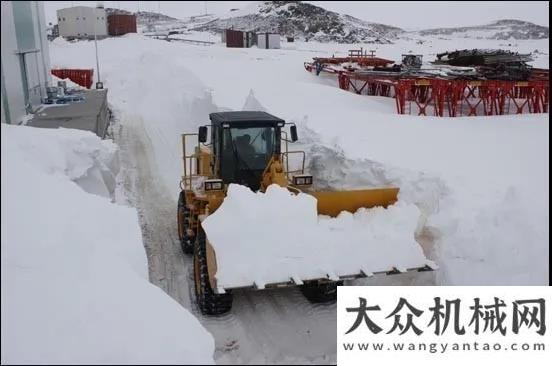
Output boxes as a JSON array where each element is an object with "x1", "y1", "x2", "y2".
[
  {"x1": 308, "y1": 187, "x2": 399, "y2": 217},
  {"x1": 202, "y1": 185, "x2": 435, "y2": 294}
]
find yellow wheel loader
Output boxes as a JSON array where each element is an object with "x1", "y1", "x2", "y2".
[{"x1": 177, "y1": 111, "x2": 434, "y2": 315}]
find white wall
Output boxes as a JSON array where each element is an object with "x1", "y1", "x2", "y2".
[
  {"x1": 33, "y1": 0, "x2": 51, "y2": 85},
  {"x1": 257, "y1": 33, "x2": 281, "y2": 49},
  {"x1": 24, "y1": 1, "x2": 51, "y2": 107},
  {"x1": 268, "y1": 34, "x2": 281, "y2": 49},
  {"x1": 1, "y1": 1, "x2": 50, "y2": 125},
  {"x1": 1, "y1": 1, "x2": 26, "y2": 125},
  {"x1": 57, "y1": 6, "x2": 107, "y2": 39}
]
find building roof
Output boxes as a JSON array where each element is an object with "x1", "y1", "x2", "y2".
[
  {"x1": 209, "y1": 111, "x2": 285, "y2": 124},
  {"x1": 57, "y1": 6, "x2": 106, "y2": 14}
]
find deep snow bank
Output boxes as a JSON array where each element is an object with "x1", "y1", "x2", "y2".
[
  {"x1": 1, "y1": 124, "x2": 214, "y2": 364},
  {"x1": 51, "y1": 34, "x2": 222, "y2": 199},
  {"x1": 202, "y1": 184, "x2": 431, "y2": 289},
  {"x1": 2, "y1": 123, "x2": 119, "y2": 199}
]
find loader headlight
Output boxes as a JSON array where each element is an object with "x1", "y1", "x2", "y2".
[
  {"x1": 204, "y1": 179, "x2": 224, "y2": 191},
  {"x1": 293, "y1": 175, "x2": 313, "y2": 186}
]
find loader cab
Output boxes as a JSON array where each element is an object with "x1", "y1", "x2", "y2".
[{"x1": 204, "y1": 111, "x2": 290, "y2": 191}]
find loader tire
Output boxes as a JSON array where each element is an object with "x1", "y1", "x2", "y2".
[
  {"x1": 177, "y1": 191, "x2": 194, "y2": 255},
  {"x1": 300, "y1": 281, "x2": 343, "y2": 303},
  {"x1": 194, "y1": 229, "x2": 233, "y2": 315}
]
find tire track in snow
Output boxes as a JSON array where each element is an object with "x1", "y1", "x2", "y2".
[{"x1": 113, "y1": 112, "x2": 194, "y2": 307}]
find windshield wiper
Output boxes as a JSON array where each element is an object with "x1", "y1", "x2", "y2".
[{"x1": 249, "y1": 130, "x2": 262, "y2": 146}]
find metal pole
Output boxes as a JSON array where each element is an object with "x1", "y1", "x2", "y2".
[
  {"x1": 34, "y1": 52, "x2": 43, "y2": 99},
  {"x1": 18, "y1": 54, "x2": 31, "y2": 113},
  {"x1": 35, "y1": 1, "x2": 49, "y2": 88},
  {"x1": 94, "y1": 9, "x2": 101, "y2": 86}
]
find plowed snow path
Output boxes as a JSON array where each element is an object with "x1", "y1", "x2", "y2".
[{"x1": 112, "y1": 111, "x2": 434, "y2": 364}]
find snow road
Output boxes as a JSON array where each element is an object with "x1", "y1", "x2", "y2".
[{"x1": 111, "y1": 108, "x2": 433, "y2": 364}]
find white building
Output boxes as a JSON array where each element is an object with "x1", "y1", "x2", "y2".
[
  {"x1": 257, "y1": 33, "x2": 281, "y2": 49},
  {"x1": 57, "y1": 6, "x2": 107, "y2": 39},
  {"x1": 1, "y1": 1, "x2": 51, "y2": 125}
]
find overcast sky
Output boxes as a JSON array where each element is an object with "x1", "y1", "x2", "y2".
[{"x1": 43, "y1": 1, "x2": 549, "y2": 30}]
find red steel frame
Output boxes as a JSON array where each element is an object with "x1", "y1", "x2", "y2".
[
  {"x1": 310, "y1": 56, "x2": 393, "y2": 68},
  {"x1": 310, "y1": 67, "x2": 549, "y2": 117},
  {"x1": 51, "y1": 69, "x2": 94, "y2": 89},
  {"x1": 394, "y1": 79, "x2": 549, "y2": 117}
]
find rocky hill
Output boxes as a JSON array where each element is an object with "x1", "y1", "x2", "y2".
[
  {"x1": 118, "y1": 4, "x2": 548, "y2": 43},
  {"x1": 104, "y1": 8, "x2": 183, "y2": 33},
  {"x1": 136, "y1": 10, "x2": 177, "y2": 24},
  {"x1": 104, "y1": 8, "x2": 176, "y2": 22},
  {"x1": 191, "y1": 1, "x2": 403, "y2": 44},
  {"x1": 416, "y1": 19, "x2": 548, "y2": 40}
]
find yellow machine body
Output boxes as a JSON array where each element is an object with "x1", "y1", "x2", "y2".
[
  {"x1": 179, "y1": 129, "x2": 400, "y2": 291},
  {"x1": 310, "y1": 188, "x2": 399, "y2": 217}
]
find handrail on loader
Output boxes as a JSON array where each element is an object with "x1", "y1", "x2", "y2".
[
  {"x1": 282, "y1": 151, "x2": 306, "y2": 179},
  {"x1": 280, "y1": 130, "x2": 306, "y2": 180},
  {"x1": 181, "y1": 133, "x2": 208, "y2": 191}
]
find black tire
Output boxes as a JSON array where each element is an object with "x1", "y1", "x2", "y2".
[
  {"x1": 194, "y1": 229, "x2": 233, "y2": 315},
  {"x1": 177, "y1": 191, "x2": 194, "y2": 255},
  {"x1": 300, "y1": 281, "x2": 343, "y2": 303}
]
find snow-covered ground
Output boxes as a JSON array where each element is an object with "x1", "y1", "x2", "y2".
[
  {"x1": 0, "y1": 124, "x2": 214, "y2": 364},
  {"x1": 43, "y1": 33, "x2": 549, "y2": 363}
]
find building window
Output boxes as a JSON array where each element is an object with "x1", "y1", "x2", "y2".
[
  {"x1": 76, "y1": 17, "x2": 79, "y2": 20},
  {"x1": 63, "y1": 17, "x2": 66, "y2": 21},
  {"x1": 83, "y1": 17, "x2": 86, "y2": 20},
  {"x1": 97, "y1": 16, "x2": 99, "y2": 20},
  {"x1": 58, "y1": 17, "x2": 61, "y2": 21},
  {"x1": 84, "y1": 33, "x2": 87, "y2": 36},
  {"x1": 101, "y1": 17, "x2": 104, "y2": 20}
]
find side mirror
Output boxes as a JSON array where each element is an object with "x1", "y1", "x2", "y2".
[
  {"x1": 290, "y1": 125, "x2": 298, "y2": 142},
  {"x1": 198, "y1": 126, "x2": 208, "y2": 143}
]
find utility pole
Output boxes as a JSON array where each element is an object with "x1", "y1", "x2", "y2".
[
  {"x1": 94, "y1": 8, "x2": 102, "y2": 89},
  {"x1": 205, "y1": 1, "x2": 209, "y2": 42}
]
